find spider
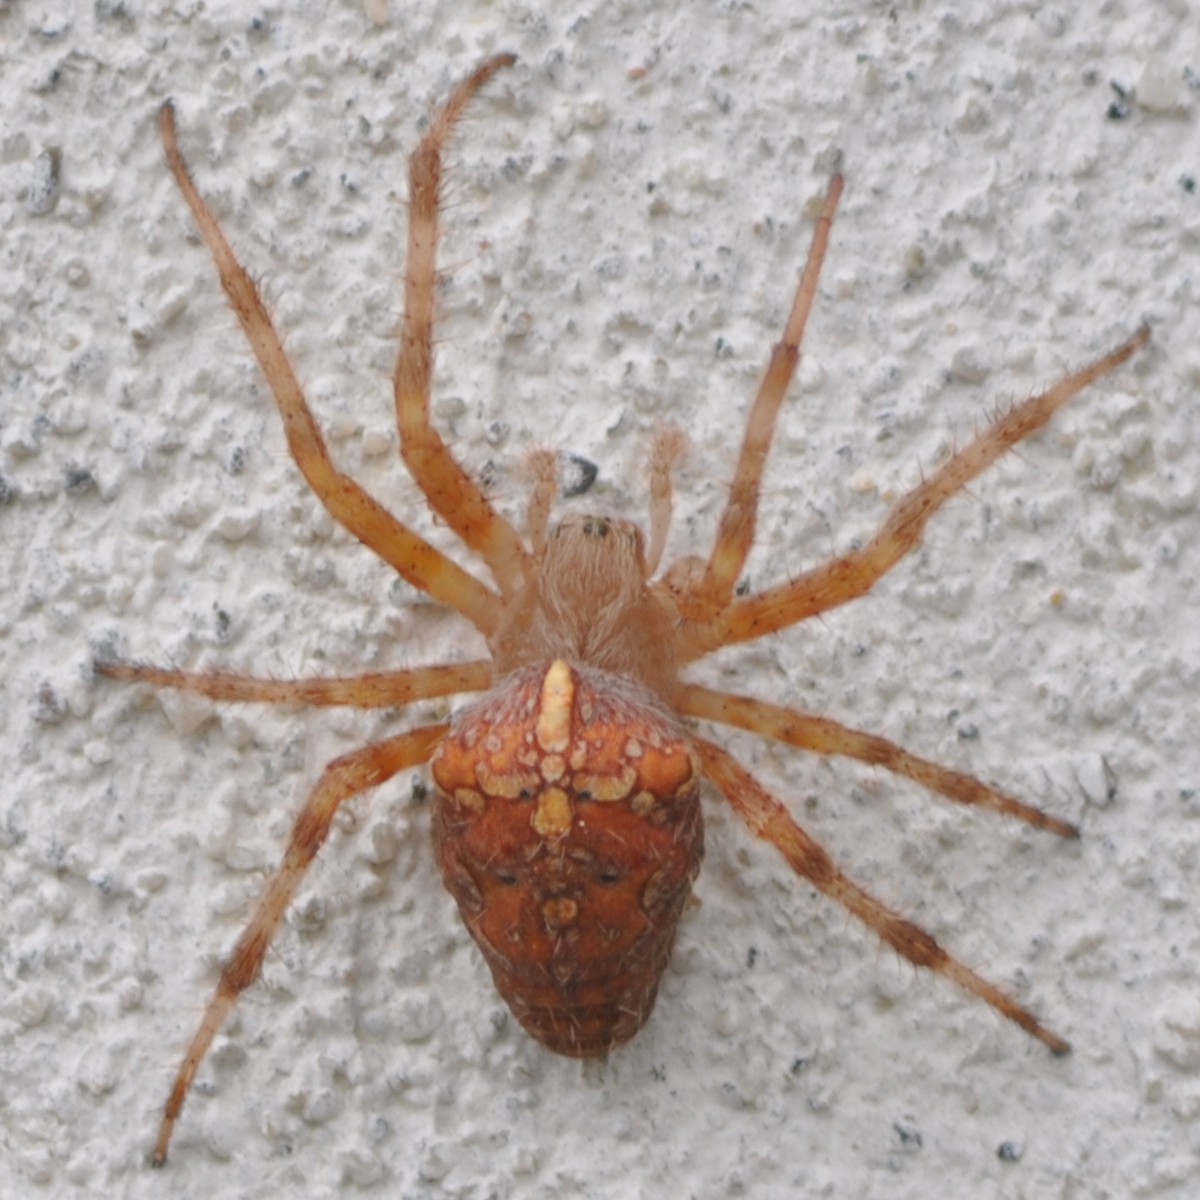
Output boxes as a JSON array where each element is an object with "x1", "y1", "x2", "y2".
[{"x1": 99, "y1": 54, "x2": 1149, "y2": 1165}]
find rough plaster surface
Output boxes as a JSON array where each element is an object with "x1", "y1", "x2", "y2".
[{"x1": 2, "y1": 2, "x2": 1197, "y2": 1198}]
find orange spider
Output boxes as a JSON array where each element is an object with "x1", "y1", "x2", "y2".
[{"x1": 100, "y1": 54, "x2": 1149, "y2": 1165}]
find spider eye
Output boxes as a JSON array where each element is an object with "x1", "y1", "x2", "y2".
[{"x1": 581, "y1": 517, "x2": 610, "y2": 538}]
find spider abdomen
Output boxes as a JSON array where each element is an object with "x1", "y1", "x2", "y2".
[{"x1": 430, "y1": 660, "x2": 704, "y2": 1056}]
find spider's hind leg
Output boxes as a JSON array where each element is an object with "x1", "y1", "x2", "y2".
[
  {"x1": 695, "y1": 736, "x2": 1071, "y2": 1055},
  {"x1": 149, "y1": 723, "x2": 446, "y2": 1165}
]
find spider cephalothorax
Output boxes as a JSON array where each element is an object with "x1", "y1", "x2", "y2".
[
  {"x1": 100, "y1": 55, "x2": 1148, "y2": 1164},
  {"x1": 490, "y1": 513, "x2": 682, "y2": 692}
]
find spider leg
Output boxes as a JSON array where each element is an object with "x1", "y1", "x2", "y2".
[
  {"x1": 150, "y1": 722, "x2": 447, "y2": 1166},
  {"x1": 693, "y1": 735, "x2": 1070, "y2": 1055},
  {"x1": 678, "y1": 683, "x2": 1076, "y2": 836},
  {"x1": 97, "y1": 658, "x2": 491, "y2": 708},
  {"x1": 680, "y1": 326, "x2": 1150, "y2": 659},
  {"x1": 396, "y1": 53, "x2": 533, "y2": 596},
  {"x1": 677, "y1": 174, "x2": 844, "y2": 620},
  {"x1": 158, "y1": 105, "x2": 501, "y2": 637}
]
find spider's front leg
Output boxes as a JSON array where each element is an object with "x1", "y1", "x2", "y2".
[
  {"x1": 149, "y1": 724, "x2": 446, "y2": 1166},
  {"x1": 394, "y1": 53, "x2": 532, "y2": 597},
  {"x1": 158, "y1": 104, "x2": 500, "y2": 635},
  {"x1": 675, "y1": 173, "x2": 844, "y2": 620},
  {"x1": 681, "y1": 325, "x2": 1150, "y2": 658}
]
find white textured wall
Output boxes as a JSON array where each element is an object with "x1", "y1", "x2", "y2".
[{"x1": 2, "y1": 2, "x2": 1196, "y2": 1197}]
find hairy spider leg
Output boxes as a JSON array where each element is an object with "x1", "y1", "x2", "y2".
[
  {"x1": 683, "y1": 173, "x2": 845, "y2": 619},
  {"x1": 150, "y1": 723, "x2": 447, "y2": 1166},
  {"x1": 694, "y1": 736, "x2": 1071, "y2": 1055},
  {"x1": 681, "y1": 326, "x2": 1150, "y2": 659},
  {"x1": 395, "y1": 53, "x2": 532, "y2": 596},
  {"x1": 679, "y1": 683, "x2": 1078, "y2": 836},
  {"x1": 97, "y1": 659, "x2": 492, "y2": 708},
  {"x1": 159, "y1": 104, "x2": 501, "y2": 637}
]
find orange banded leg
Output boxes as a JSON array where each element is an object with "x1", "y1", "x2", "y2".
[
  {"x1": 682, "y1": 174, "x2": 844, "y2": 618},
  {"x1": 151, "y1": 723, "x2": 447, "y2": 1166},
  {"x1": 681, "y1": 326, "x2": 1150, "y2": 659},
  {"x1": 97, "y1": 658, "x2": 491, "y2": 708},
  {"x1": 158, "y1": 105, "x2": 500, "y2": 636},
  {"x1": 678, "y1": 684, "x2": 1077, "y2": 837},
  {"x1": 694, "y1": 736, "x2": 1070, "y2": 1055},
  {"x1": 395, "y1": 53, "x2": 530, "y2": 595}
]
